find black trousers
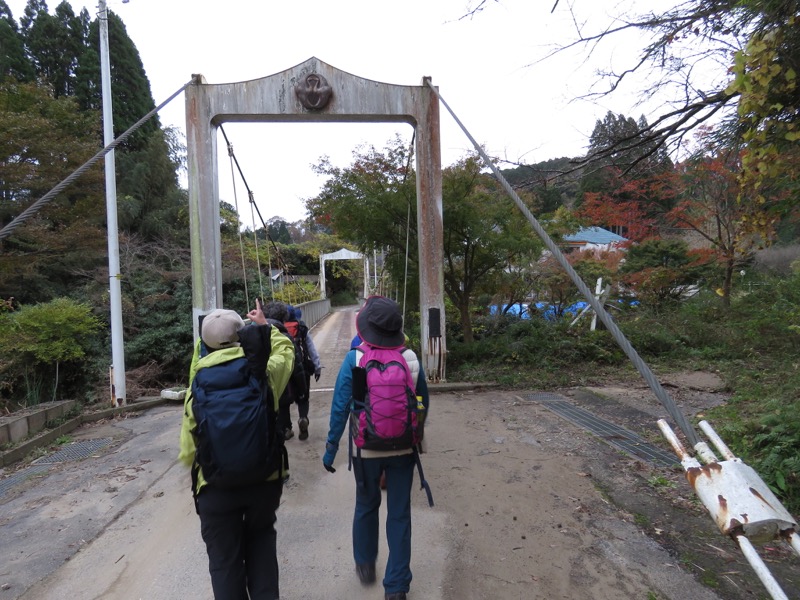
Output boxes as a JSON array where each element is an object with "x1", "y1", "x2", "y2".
[
  {"x1": 278, "y1": 395, "x2": 309, "y2": 432},
  {"x1": 197, "y1": 480, "x2": 283, "y2": 600},
  {"x1": 277, "y1": 377, "x2": 309, "y2": 432}
]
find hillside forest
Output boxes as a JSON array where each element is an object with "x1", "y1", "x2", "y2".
[{"x1": 1, "y1": 1, "x2": 800, "y2": 512}]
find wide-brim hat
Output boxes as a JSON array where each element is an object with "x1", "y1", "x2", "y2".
[
  {"x1": 201, "y1": 308, "x2": 245, "y2": 350},
  {"x1": 356, "y1": 295, "x2": 405, "y2": 348}
]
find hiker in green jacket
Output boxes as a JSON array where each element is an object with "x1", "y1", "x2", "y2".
[{"x1": 179, "y1": 304, "x2": 295, "y2": 600}]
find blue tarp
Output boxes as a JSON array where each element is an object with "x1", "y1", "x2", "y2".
[
  {"x1": 490, "y1": 302, "x2": 588, "y2": 321},
  {"x1": 490, "y1": 299, "x2": 638, "y2": 322}
]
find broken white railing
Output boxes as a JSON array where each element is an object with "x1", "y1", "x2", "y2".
[{"x1": 659, "y1": 419, "x2": 799, "y2": 600}]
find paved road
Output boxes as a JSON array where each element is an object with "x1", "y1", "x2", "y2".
[{"x1": 0, "y1": 306, "x2": 448, "y2": 600}]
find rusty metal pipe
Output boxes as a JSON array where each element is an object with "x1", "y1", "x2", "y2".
[
  {"x1": 693, "y1": 441, "x2": 719, "y2": 465},
  {"x1": 657, "y1": 419, "x2": 688, "y2": 460},
  {"x1": 660, "y1": 418, "x2": 797, "y2": 538},
  {"x1": 789, "y1": 531, "x2": 800, "y2": 557},
  {"x1": 659, "y1": 407, "x2": 798, "y2": 596},
  {"x1": 659, "y1": 419, "x2": 717, "y2": 468},
  {"x1": 699, "y1": 420, "x2": 736, "y2": 460},
  {"x1": 735, "y1": 535, "x2": 790, "y2": 600}
]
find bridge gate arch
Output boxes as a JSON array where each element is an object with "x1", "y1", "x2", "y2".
[{"x1": 186, "y1": 58, "x2": 446, "y2": 381}]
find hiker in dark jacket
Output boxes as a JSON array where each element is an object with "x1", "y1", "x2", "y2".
[
  {"x1": 323, "y1": 296, "x2": 429, "y2": 600},
  {"x1": 285, "y1": 306, "x2": 322, "y2": 440},
  {"x1": 261, "y1": 301, "x2": 308, "y2": 440},
  {"x1": 293, "y1": 307, "x2": 323, "y2": 382},
  {"x1": 179, "y1": 306, "x2": 294, "y2": 600}
]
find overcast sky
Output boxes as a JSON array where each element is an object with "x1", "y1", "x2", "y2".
[{"x1": 7, "y1": 0, "x2": 681, "y2": 224}]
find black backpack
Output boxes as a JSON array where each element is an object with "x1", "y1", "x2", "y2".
[
  {"x1": 267, "y1": 319, "x2": 308, "y2": 405},
  {"x1": 297, "y1": 322, "x2": 316, "y2": 375},
  {"x1": 191, "y1": 324, "x2": 286, "y2": 494}
]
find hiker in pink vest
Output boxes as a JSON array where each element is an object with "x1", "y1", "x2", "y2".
[{"x1": 323, "y1": 295, "x2": 430, "y2": 600}]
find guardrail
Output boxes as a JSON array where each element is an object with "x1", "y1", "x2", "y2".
[{"x1": 296, "y1": 298, "x2": 331, "y2": 329}]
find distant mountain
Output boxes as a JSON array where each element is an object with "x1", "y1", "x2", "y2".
[{"x1": 499, "y1": 156, "x2": 583, "y2": 213}]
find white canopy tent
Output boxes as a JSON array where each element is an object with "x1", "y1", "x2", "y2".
[{"x1": 319, "y1": 248, "x2": 368, "y2": 299}]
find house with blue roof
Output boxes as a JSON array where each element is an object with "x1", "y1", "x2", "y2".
[{"x1": 562, "y1": 226, "x2": 627, "y2": 252}]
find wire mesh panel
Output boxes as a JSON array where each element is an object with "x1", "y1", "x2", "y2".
[
  {"x1": 33, "y1": 438, "x2": 113, "y2": 464},
  {"x1": 0, "y1": 438, "x2": 114, "y2": 498},
  {"x1": 0, "y1": 464, "x2": 51, "y2": 498},
  {"x1": 529, "y1": 394, "x2": 678, "y2": 467}
]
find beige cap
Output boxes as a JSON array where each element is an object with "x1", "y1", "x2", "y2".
[{"x1": 201, "y1": 309, "x2": 245, "y2": 350}]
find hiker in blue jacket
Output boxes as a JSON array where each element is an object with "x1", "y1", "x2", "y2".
[
  {"x1": 323, "y1": 295, "x2": 429, "y2": 600},
  {"x1": 179, "y1": 306, "x2": 295, "y2": 600}
]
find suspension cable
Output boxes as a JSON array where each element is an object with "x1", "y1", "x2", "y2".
[
  {"x1": 226, "y1": 137, "x2": 250, "y2": 310},
  {"x1": 403, "y1": 201, "x2": 411, "y2": 320},
  {"x1": 401, "y1": 132, "x2": 416, "y2": 324},
  {"x1": 425, "y1": 80, "x2": 700, "y2": 447},
  {"x1": 260, "y1": 196, "x2": 275, "y2": 298},
  {"x1": 0, "y1": 80, "x2": 193, "y2": 245},
  {"x1": 249, "y1": 191, "x2": 266, "y2": 300},
  {"x1": 218, "y1": 125, "x2": 304, "y2": 302}
]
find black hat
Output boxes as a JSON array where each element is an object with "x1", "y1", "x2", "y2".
[{"x1": 356, "y1": 295, "x2": 404, "y2": 348}]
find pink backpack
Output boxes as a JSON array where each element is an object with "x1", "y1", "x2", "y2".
[{"x1": 350, "y1": 345, "x2": 422, "y2": 451}]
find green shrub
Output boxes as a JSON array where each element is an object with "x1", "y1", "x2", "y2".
[
  {"x1": 125, "y1": 279, "x2": 194, "y2": 383},
  {"x1": 330, "y1": 290, "x2": 358, "y2": 307},
  {"x1": 750, "y1": 411, "x2": 800, "y2": 508},
  {"x1": 709, "y1": 377, "x2": 800, "y2": 514},
  {"x1": 0, "y1": 298, "x2": 102, "y2": 409},
  {"x1": 621, "y1": 319, "x2": 681, "y2": 355},
  {"x1": 272, "y1": 281, "x2": 321, "y2": 307},
  {"x1": 570, "y1": 329, "x2": 624, "y2": 364},
  {"x1": 448, "y1": 315, "x2": 625, "y2": 386}
]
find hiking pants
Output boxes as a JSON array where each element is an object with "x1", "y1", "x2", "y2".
[
  {"x1": 197, "y1": 480, "x2": 283, "y2": 600},
  {"x1": 278, "y1": 384, "x2": 309, "y2": 433},
  {"x1": 352, "y1": 453, "x2": 415, "y2": 595},
  {"x1": 278, "y1": 398, "x2": 308, "y2": 432},
  {"x1": 301, "y1": 373, "x2": 313, "y2": 418}
]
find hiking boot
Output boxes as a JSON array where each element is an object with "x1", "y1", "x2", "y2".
[
  {"x1": 298, "y1": 417, "x2": 309, "y2": 441},
  {"x1": 283, "y1": 427, "x2": 294, "y2": 441},
  {"x1": 385, "y1": 593, "x2": 407, "y2": 600},
  {"x1": 355, "y1": 562, "x2": 376, "y2": 585}
]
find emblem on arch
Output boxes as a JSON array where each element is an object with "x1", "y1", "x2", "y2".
[{"x1": 295, "y1": 73, "x2": 332, "y2": 110}]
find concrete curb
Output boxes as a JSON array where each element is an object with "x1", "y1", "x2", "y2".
[
  {"x1": 0, "y1": 400, "x2": 77, "y2": 446},
  {"x1": 0, "y1": 396, "x2": 178, "y2": 468},
  {"x1": 428, "y1": 381, "x2": 500, "y2": 393}
]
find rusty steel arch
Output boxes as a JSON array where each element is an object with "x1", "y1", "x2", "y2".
[{"x1": 186, "y1": 57, "x2": 445, "y2": 381}]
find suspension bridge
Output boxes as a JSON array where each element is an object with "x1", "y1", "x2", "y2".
[{"x1": 0, "y1": 58, "x2": 797, "y2": 599}]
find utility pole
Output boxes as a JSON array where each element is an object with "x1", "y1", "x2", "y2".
[{"x1": 99, "y1": 0, "x2": 126, "y2": 405}]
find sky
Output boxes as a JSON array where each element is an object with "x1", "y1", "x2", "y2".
[{"x1": 6, "y1": 0, "x2": 687, "y2": 225}]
